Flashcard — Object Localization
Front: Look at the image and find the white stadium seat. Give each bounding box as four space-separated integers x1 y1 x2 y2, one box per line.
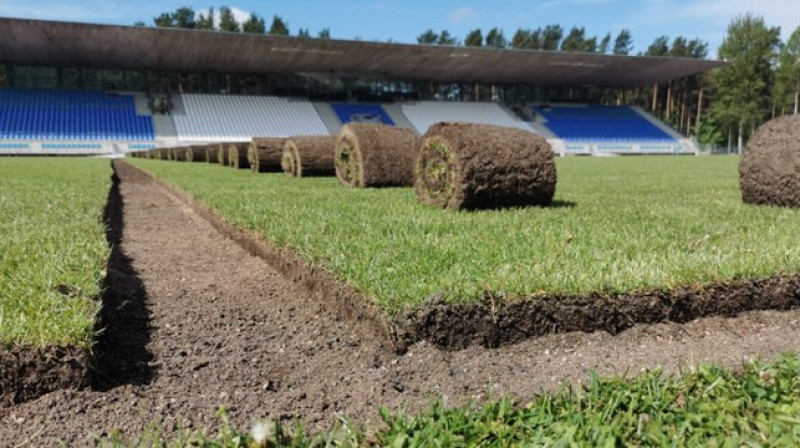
400 101 535 134
173 94 329 141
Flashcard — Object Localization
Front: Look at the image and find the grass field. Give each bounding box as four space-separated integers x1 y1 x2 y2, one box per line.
0 159 111 348
106 354 800 446
131 156 800 313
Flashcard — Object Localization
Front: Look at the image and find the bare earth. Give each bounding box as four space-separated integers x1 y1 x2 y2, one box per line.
2 161 800 446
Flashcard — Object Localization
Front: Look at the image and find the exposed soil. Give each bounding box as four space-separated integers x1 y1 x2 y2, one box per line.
740 114 800 208
283 136 336 177
0 346 87 407
4 160 800 445
415 122 557 210
335 123 418 188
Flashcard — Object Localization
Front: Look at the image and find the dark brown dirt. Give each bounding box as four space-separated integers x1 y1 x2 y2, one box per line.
415 122 557 210
5 160 800 445
228 143 250 170
740 114 800 208
335 123 419 188
282 136 336 177
249 138 286 173
397 275 800 349
0 346 88 407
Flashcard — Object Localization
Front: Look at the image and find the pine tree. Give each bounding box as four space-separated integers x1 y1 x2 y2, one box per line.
464 28 483 47
613 29 633 55
242 13 265 34
268 15 289 36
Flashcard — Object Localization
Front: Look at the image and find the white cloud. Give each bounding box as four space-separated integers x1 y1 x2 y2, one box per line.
448 7 476 23
197 6 252 28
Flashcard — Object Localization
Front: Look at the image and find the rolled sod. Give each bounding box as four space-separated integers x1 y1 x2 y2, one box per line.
248 137 286 173
414 122 557 210
228 143 251 169
217 143 230 166
740 114 800 208
184 145 207 163
335 123 419 188
205 145 220 163
170 147 184 161
281 136 337 177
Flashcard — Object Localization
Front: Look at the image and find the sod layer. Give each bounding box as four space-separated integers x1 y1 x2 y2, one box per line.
416 122 557 210
335 123 419 188
0 159 111 403
228 142 250 170
282 136 336 177
740 114 800 208
185 145 207 163
217 143 230 165
130 155 800 308
248 137 286 173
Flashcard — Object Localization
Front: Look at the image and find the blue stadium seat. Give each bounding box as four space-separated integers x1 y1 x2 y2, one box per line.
0 88 155 141
332 103 395 125
535 105 675 142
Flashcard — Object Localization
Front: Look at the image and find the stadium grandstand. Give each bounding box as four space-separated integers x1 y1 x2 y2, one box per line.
0 18 724 156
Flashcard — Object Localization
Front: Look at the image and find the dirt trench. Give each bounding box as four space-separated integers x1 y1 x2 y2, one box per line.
2 160 800 446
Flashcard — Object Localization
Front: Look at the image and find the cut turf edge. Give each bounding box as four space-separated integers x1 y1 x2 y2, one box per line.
0 345 88 406
118 161 397 350
0 162 122 405
125 160 800 352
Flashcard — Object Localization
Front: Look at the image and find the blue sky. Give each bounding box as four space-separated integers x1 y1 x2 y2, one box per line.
1 0 798 56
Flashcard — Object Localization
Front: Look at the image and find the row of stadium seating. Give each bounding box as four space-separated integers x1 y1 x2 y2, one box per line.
41 143 102 149
174 94 328 141
332 103 395 125
535 105 675 142
0 88 154 140
0 88 681 148
0 142 29 149
401 101 534 134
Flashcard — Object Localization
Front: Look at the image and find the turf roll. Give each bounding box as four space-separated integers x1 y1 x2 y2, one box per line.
170 147 184 161
335 123 419 188
248 138 286 173
414 122 557 210
205 145 219 163
281 136 337 177
228 143 251 169
217 143 230 166
185 145 207 163
740 114 800 208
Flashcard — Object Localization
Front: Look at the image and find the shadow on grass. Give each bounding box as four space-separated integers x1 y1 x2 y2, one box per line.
91 162 154 390
549 200 577 209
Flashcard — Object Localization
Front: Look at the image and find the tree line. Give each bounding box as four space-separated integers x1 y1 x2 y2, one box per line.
137 6 330 38
143 7 800 151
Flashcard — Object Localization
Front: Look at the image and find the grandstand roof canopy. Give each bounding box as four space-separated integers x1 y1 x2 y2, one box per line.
0 18 726 88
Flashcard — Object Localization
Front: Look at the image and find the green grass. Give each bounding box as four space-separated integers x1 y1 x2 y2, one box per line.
0 158 111 348
130 156 800 313
103 354 800 446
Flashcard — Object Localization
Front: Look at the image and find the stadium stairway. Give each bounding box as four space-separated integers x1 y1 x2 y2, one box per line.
311 102 343 135
381 103 419 134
